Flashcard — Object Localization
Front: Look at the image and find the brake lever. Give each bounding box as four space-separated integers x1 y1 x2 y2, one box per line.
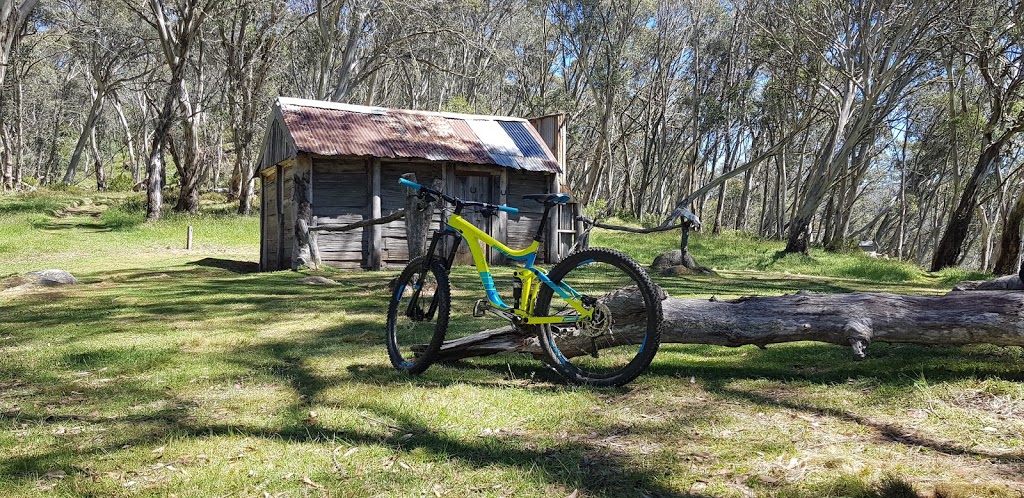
416 191 437 209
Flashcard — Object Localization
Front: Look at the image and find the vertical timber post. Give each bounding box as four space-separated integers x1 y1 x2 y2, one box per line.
370 158 383 270
276 164 285 270
444 163 456 257
547 173 559 263
186 225 193 250
497 169 508 263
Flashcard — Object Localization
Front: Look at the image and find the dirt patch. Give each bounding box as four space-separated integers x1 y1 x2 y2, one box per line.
948 389 1024 419
1 275 30 290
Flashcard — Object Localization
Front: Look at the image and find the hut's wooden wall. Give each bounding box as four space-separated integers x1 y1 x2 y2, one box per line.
380 161 444 268
505 170 550 252
311 158 368 268
267 156 560 270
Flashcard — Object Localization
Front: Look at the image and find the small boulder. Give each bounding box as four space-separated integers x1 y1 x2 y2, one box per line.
661 265 701 277
651 250 683 272
952 274 1024 292
2 269 77 293
651 250 717 276
299 276 339 286
28 269 78 286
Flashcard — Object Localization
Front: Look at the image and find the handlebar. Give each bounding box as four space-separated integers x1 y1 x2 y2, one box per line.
397 177 421 190
399 178 519 215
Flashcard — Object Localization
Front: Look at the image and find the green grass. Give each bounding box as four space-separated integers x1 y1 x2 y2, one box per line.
593 227 957 287
0 191 1021 497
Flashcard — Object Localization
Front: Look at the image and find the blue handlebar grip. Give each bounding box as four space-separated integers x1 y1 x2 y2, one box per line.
398 178 421 190
498 205 519 215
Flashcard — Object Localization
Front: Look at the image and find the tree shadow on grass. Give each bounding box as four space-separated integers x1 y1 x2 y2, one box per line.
0 333 714 498
33 219 112 233
706 379 1024 467
3 263 1023 496
343 360 571 389
645 342 1024 466
189 257 259 274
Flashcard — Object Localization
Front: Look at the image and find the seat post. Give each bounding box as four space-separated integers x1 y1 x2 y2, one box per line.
533 203 555 243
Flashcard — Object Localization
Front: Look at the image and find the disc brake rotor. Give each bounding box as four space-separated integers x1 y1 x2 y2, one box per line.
578 302 611 338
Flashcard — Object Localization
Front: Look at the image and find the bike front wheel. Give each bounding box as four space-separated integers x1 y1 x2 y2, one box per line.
535 248 663 387
386 256 451 374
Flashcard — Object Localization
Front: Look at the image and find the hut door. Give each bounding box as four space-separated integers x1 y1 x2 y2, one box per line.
454 172 493 265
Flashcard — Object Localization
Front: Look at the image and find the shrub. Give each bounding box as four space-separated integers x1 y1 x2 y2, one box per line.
115 194 148 214
836 257 920 282
935 267 991 286
107 174 137 192
0 192 70 215
44 182 84 194
99 206 143 231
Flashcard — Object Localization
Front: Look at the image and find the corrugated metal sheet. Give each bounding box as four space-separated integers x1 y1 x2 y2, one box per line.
269 98 561 173
499 121 546 158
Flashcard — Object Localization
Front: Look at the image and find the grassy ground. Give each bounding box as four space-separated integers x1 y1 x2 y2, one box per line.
0 191 1021 497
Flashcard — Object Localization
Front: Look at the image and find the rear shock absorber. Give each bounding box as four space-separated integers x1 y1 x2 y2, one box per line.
512 272 523 309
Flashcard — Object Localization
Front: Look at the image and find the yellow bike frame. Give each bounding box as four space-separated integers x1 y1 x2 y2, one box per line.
445 214 593 325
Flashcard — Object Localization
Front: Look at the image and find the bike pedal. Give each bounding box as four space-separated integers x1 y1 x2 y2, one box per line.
472 299 489 317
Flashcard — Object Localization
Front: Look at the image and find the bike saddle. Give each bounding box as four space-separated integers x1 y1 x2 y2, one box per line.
522 193 572 205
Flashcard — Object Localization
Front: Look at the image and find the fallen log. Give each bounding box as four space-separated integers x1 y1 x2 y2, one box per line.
431 289 1024 363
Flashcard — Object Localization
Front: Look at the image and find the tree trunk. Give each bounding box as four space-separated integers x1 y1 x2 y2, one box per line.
403 173 442 261
112 97 139 184
237 174 254 215
89 125 107 191
0 1 41 91
63 85 105 185
931 141 1003 270
13 64 23 188
0 126 11 190
785 123 842 254
427 288 1024 363
172 87 205 214
292 172 319 270
735 165 754 231
145 64 188 220
993 189 1024 275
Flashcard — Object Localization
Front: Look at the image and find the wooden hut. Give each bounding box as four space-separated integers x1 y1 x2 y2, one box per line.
257 97 580 270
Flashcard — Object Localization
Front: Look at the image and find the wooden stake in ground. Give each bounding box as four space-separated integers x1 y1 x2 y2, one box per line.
428 287 1024 363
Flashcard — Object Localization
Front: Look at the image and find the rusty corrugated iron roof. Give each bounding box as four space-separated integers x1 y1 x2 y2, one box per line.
268 98 561 173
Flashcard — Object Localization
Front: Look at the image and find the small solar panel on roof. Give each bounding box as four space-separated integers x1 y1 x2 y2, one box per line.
499 121 547 158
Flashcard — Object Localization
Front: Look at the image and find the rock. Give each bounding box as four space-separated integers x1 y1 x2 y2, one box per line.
976 275 1024 290
952 274 1024 292
28 269 78 286
2 269 77 293
299 276 339 286
952 281 982 291
651 250 683 272
661 265 701 277
652 250 717 276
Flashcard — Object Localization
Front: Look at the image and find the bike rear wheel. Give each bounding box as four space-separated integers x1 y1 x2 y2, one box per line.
535 248 662 387
386 256 451 374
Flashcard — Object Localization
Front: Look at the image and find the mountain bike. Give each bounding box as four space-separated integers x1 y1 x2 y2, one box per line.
386 177 663 387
